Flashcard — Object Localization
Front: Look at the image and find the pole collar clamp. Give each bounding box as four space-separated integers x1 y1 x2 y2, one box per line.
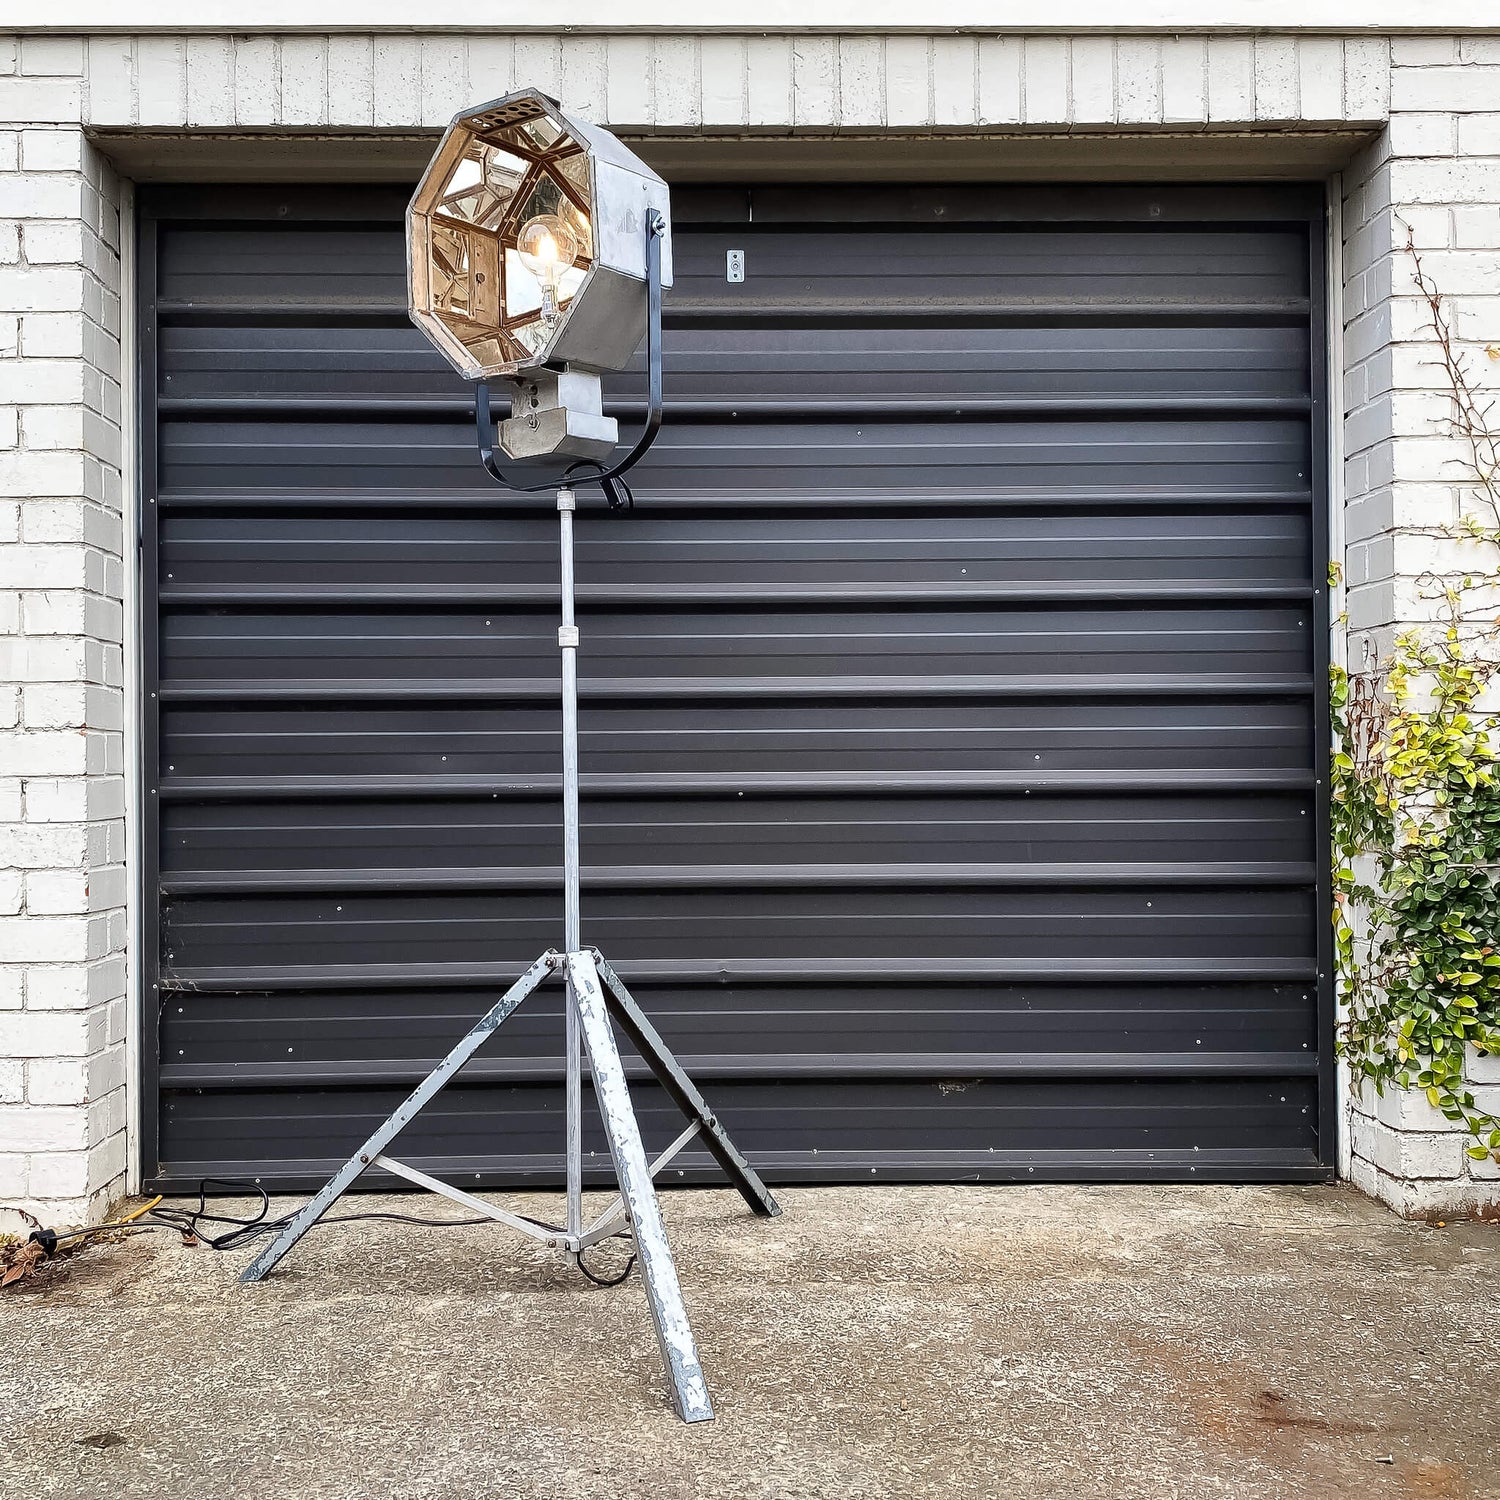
558 626 580 648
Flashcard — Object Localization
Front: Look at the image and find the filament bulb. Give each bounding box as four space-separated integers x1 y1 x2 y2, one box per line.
517 214 579 325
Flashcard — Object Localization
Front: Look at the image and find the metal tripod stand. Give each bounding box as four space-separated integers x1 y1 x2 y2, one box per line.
239 484 781 1424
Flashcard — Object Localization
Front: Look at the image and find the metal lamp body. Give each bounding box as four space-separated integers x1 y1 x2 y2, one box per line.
500 368 618 463
406 87 674 383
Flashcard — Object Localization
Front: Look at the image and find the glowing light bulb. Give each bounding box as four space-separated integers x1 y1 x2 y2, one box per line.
516 214 579 326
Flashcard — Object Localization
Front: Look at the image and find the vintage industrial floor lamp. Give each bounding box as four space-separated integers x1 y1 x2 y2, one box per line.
239 89 781 1425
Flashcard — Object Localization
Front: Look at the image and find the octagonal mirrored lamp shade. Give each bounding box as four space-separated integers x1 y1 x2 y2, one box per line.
407 88 673 380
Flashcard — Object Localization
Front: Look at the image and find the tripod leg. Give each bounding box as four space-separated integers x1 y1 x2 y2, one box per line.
566 950 714 1424
592 952 781 1219
239 953 557 1284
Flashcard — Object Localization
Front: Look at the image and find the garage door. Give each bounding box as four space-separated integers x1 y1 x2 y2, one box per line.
139 181 1332 1189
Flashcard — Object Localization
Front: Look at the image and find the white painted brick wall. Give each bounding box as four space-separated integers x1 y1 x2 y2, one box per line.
0 34 127 1226
1 23 1497 1221
49 31 1402 133
1340 42 1500 1215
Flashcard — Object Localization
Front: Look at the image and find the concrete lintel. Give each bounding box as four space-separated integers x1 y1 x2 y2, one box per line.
90 125 1379 184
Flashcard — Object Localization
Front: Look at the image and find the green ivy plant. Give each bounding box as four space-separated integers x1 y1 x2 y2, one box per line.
1332 234 1500 1162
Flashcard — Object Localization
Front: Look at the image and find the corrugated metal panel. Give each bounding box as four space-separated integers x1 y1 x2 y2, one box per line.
139 182 1332 1188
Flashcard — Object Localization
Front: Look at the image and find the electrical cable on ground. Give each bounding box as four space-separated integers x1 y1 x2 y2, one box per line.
17 1178 638 1285
21 1194 163 1255
577 1240 637 1287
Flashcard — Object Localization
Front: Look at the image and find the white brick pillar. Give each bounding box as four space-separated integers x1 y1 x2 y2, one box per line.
0 33 130 1222
1341 35 1500 1217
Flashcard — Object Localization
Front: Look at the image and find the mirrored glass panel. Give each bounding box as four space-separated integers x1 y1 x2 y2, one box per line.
411 97 601 372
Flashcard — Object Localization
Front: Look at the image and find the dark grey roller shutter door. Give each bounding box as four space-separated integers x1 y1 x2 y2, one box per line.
139 181 1333 1188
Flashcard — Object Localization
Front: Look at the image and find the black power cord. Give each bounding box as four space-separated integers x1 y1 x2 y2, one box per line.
34 1178 639 1286
577 1240 636 1288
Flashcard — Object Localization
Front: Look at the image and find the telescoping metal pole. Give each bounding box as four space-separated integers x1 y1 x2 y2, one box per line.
557 486 584 1253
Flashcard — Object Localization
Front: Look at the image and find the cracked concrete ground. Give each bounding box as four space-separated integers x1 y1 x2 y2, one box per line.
1 1183 1498 1500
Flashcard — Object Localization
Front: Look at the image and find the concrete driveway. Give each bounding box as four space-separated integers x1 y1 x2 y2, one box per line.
1 1183 1497 1500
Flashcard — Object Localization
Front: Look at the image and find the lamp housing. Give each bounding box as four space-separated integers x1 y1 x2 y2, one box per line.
407 88 674 382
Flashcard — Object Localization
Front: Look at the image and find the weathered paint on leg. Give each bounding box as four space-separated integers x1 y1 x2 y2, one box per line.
567 949 714 1424
238 954 557 1284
